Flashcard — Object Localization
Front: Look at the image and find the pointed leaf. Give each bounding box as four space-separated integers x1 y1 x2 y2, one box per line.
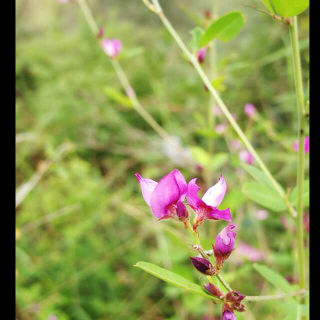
241 163 284 193
271 0 309 17
134 261 221 303
289 180 309 207
253 263 292 292
200 11 245 46
104 87 133 108
242 182 287 212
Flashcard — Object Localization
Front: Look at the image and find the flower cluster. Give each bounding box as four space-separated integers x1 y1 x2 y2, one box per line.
136 169 245 319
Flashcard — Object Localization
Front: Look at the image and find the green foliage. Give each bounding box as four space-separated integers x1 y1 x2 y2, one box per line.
271 0 309 17
200 11 245 46
134 262 221 302
242 182 287 212
289 179 309 207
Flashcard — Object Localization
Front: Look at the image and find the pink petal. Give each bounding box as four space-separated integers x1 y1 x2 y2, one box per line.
202 175 227 207
135 174 158 207
186 178 201 210
150 170 183 219
101 39 122 57
304 136 310 153
207 207 231 221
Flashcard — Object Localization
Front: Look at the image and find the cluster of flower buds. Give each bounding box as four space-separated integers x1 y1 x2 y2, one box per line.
204 282 245 318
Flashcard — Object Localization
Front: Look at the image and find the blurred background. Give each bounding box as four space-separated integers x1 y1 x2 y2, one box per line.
16 0 309 319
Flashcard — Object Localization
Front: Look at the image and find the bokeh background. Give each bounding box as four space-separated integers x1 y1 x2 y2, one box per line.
16 1 309 319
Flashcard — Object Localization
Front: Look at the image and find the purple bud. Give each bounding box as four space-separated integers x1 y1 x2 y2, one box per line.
222 310 235 320
214 225 236 270
198 48 207 64
97 27 104 39
190 257 215 276
225 290 245 303
244 103 257 118
203 282 224 299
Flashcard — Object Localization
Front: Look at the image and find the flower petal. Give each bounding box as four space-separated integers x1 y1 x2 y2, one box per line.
202 175 227 207
207 207 231 221
186 178 201 209
135 174 158 207
150 170 181 218
176 201 188 221
172 169 188 198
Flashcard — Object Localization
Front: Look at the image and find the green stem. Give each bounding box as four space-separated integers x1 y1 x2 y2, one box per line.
147 0 285 201
216 274 232 292
77 0 169 140
246 290 307 302
289 16 307 295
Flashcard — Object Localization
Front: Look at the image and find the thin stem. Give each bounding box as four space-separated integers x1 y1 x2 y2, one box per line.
147 0 285 201
216 274 232 292
111 59 169 139
77 0 99 34
76 0 169 140
289 16 307 295
245 290 307 302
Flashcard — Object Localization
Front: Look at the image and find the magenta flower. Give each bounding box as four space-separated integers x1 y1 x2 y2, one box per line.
244 103 257 118
198 48 207 64
239 150 254 165
135 169 189 223
190 257 215 275
293 136 309 154
101 39 122 58
186 176 231 231
214 224 236 270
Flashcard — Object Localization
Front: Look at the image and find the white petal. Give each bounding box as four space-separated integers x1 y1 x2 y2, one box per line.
202 175 227 207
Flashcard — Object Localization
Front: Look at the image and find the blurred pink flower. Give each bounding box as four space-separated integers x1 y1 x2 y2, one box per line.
293 136 309 154
57 0 70 2
212 106 222 116
231 140 241 150
215 124 227 134
244 103 257 118
101 38 122 58
237 242 265 262
238 150 254 165
255 210 269 220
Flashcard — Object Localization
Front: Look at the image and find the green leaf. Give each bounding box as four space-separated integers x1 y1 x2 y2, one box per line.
271 0 309 17
242 182 287 212
189 27 204 50
104 87 133 108
289 179 309 207
190 147 228 171
134 262 221 303
261 0 276 14
241 163 284 193
253 263 292 292
200 11 245 46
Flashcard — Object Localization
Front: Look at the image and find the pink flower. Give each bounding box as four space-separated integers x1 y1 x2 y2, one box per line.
215 124 227 134
244 103 257 118
135 169 189 223
293 136 309 154
236 242 264 262
214 224 236 270
239 150 254 165
255 210 269 220
101 39 122 58
212 106 222 116
186 176 231 231
231 140 241 150
222 310 236 320
198 48 207 64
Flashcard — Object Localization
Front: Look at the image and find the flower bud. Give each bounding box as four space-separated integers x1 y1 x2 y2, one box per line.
96 27 104 39
222 304 235 320
190 257 215 276
225 290 245 303
239 150 254 165
101 38 122 58
198 48 207 64
203 282 224 299
214 224 236 271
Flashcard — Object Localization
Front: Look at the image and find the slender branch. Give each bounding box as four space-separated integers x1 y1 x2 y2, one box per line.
246 290 307 302
76 0 169 140
289 16 307 296
145 0 285 202
216 274 232 292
